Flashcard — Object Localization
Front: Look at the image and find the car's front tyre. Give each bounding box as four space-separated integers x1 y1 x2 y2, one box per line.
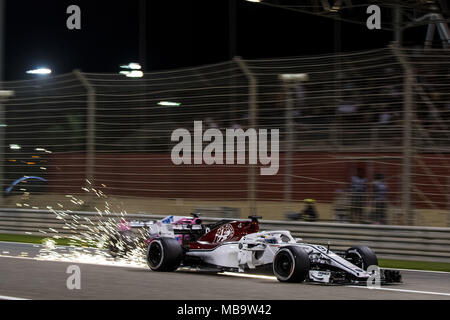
345 246 378 271
273 246 310 283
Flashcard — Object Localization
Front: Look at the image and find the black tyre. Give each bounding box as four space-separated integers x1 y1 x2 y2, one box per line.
345 246 378 271
147 238 183 272
273 246 310 283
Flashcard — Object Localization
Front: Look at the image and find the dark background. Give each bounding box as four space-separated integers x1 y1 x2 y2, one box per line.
4 0 426 80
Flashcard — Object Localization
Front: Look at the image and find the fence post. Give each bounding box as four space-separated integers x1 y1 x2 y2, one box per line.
234 57 258 216
279 75 308 215
391 44 414 226
284 84 294 213
73 70 96 189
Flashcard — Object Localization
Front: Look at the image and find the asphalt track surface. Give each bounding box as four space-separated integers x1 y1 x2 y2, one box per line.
0 242 449 300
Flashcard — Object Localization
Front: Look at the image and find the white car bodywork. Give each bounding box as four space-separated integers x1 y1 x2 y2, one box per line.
184 230 370 283
143 216 398 285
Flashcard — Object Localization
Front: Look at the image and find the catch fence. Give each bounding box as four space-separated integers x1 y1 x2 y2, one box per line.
0 45 449 226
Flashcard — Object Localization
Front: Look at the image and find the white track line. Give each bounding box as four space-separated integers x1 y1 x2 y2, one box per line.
0 241 41 246
0 254 147 269
0 295 30 300
348 286 450 297
219 272 278 281
0 255 36 261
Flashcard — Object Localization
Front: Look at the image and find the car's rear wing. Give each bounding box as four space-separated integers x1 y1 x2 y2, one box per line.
129 220 154 228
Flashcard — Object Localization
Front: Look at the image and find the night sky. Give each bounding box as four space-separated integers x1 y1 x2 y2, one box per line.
4 0 426 80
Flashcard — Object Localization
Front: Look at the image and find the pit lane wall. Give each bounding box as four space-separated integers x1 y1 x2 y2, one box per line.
0 208 449 263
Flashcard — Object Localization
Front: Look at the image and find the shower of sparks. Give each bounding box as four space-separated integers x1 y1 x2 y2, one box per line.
33 181 150 268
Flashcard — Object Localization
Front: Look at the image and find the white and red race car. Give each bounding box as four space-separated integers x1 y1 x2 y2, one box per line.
144 216 401 285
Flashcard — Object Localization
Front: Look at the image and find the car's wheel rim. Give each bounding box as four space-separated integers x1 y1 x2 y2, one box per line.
148 241 163 269
274 249 295 280
347 251 364 269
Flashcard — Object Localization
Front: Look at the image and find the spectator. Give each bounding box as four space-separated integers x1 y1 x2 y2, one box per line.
371 173 388 225
350 168 367 223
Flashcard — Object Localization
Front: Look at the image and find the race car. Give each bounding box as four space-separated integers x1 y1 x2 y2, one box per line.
145 216 402 285
107 214 203 258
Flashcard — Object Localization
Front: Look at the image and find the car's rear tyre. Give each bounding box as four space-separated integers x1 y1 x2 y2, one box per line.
147 238 183 272
273 246 310 283
345 246 378 271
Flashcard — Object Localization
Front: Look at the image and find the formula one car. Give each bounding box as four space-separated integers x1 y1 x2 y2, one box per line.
107 215 202 258
145 216 402 285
